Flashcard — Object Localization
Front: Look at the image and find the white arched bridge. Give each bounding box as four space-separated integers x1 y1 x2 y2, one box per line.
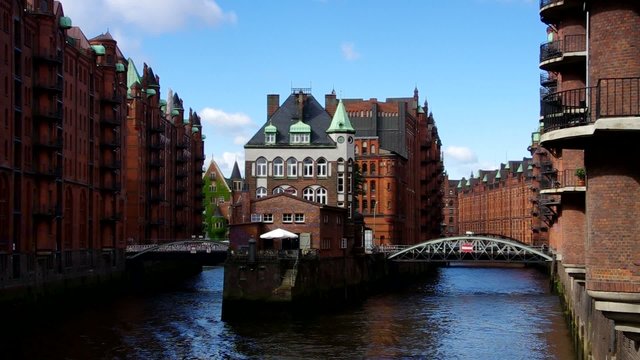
379 235 553 264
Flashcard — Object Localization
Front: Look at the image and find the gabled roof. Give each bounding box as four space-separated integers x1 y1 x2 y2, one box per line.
126 58 141 96
246 92 335 147
230 160 242 179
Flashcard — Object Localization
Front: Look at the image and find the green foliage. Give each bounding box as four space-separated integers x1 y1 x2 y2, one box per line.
202 172 231 239
352 162 365 198
574 168 586 180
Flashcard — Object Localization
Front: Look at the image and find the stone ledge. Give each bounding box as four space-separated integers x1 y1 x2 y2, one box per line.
590 291 640 335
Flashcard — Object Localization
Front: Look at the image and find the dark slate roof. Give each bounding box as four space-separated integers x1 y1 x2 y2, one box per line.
230 161 242 179
245 92 335 147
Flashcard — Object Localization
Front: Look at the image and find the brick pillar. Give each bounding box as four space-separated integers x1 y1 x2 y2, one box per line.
559 193 586 267
325 93 337 117
585 135 640 294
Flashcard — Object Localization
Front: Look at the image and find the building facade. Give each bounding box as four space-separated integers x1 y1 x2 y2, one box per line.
202 158 232 240
229 89 356 256
342 88 444 246
0 0 203 292
453 158 539 245
537 0 640 357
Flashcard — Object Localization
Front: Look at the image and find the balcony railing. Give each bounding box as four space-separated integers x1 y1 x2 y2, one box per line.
540 72 557 86
100 117 121 127
539 34 586 64
541 168 584 190
540 0 560 9
541 77 640 132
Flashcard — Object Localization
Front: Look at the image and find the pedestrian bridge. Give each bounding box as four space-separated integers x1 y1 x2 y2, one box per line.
380 235 553 264
126 240 228 260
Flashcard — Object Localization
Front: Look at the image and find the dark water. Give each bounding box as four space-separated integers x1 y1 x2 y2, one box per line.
6 266 575 359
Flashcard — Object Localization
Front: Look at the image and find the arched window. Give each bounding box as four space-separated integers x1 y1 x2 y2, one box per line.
273 187 285 194
273 157 284 177
316 187 327 204
371 144 376 154
316 158 327 177
370 181 376 193
303 187 314 201
256 187 267 198
303 157 314 177
355 146 359 155
256 157 267 177
287 157 297 177
362 163 368 175
370 163 376 175
362 141 368 154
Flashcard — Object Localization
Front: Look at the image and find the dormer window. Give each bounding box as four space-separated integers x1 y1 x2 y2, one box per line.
264 122 277 145
289 120 311 144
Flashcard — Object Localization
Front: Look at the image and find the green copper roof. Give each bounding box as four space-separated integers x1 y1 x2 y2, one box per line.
327 100 355 133
159 99 167 106
517 163 524 173
202 134 206 140
505 162 510 170
457 181 462 189
192 127 200 133
183 118 189 124
59 16 72 29
115 63 126 73
527 164 533 170
417 105 425 114
532 132 540 143
171 109 180 116
126 58 141 95
289 120 311 133
495 170 501 179
264 122 277 133
482 174 488 182
146 88 156 97
91 44 105 56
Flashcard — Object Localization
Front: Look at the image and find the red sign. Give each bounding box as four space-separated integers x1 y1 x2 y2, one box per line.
461 243 474 253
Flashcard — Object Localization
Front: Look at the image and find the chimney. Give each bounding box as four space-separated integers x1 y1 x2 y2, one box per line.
325 92 338 117
267 94 280 119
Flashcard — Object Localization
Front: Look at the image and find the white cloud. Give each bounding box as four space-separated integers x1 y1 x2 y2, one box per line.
61 0 236 36
341 42 360 61
214 151 245 178
233 136 248 145
199 107 254 129
443 146 477 164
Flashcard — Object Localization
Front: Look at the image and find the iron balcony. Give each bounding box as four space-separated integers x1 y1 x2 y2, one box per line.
539 34 586 71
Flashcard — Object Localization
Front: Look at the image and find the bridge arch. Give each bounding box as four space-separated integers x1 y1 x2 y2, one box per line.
386 236 553 263
126 240 228 260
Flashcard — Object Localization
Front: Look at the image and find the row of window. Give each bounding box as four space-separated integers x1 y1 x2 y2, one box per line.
256 186 328 204
252 213 305 223
256 157 327 178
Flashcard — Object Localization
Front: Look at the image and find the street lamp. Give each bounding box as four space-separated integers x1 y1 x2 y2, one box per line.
373 200 378 247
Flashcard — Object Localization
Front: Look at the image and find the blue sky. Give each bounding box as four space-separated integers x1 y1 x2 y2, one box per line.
60 0 546 180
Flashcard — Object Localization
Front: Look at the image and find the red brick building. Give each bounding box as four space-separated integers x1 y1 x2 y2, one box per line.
0 0 203 291
442 175 459 237
452 158 539 245
537 0 640 356
343 88 444 246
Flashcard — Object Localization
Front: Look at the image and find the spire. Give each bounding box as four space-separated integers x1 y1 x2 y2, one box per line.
327 99 355 134
126 58 141 96
230 160 242 179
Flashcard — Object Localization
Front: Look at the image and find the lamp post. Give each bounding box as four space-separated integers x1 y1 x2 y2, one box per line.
373 201 378 247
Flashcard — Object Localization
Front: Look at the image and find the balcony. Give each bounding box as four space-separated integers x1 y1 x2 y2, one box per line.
34 108 63 122
33 51 63 64
149 141 163 151
34 136 63 150
176 155 187 164
176 142 188 150
195 154 206 161
100 160 121 171
539 0 583 24
540 168 586 194
149 159 163 168
149 195 164 203
101 182 122 192
539 34 586 71
34 77 63 93
540 78 640 135
149 176 165 185
176 170 187 179
100 213 122 223
35 166 62 179
100 117 121 127
101 92 122 104
175 201 186 209
32 204 60 219
176 186 186 193
100 139 121 149
540 72 557 87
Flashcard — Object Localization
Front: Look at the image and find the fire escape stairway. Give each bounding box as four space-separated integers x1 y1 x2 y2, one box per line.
272 256 299 301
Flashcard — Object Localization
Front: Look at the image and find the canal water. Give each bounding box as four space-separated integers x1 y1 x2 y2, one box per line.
5 266 575 359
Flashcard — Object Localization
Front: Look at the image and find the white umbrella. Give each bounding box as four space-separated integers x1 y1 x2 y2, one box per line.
260 228 298 239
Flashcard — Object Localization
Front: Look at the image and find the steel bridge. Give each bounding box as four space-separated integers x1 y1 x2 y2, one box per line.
380 235 553 264
126 240 228 260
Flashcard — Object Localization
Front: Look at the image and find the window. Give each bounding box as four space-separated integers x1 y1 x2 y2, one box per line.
316 188 327 204
317 158 327 177
362 200 368 211
371 200 377 213
251 214 262 222
263 214 273 223
355 146 359 155
370 163 376 175
256 187 267 198
337 173 345 193
283 213 293 223
303 187 314 201
340 238 347 249
321 238 331 249
265 132 276 144
362 163 368 175
294 213 305 223
273 187 285 194
323 215 329 223
233 181 242 191
370 181 376 193
337 216 342 224
256 157 267 177
303 157 313 177
287 157 297 177
371 144 376 154
273 157 284 177
362 141 368 154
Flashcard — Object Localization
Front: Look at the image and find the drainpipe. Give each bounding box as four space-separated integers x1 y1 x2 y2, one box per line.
585 1 590 88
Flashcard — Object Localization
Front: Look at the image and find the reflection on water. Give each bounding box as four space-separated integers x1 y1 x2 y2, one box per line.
3 265 574 359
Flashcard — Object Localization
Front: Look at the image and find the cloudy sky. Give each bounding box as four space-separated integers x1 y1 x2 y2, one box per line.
59 0 545 180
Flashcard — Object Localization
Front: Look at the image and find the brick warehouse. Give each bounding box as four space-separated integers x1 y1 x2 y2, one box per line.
537 0 640 358
0 0 204 293
342 88 444 247
448 157 540 246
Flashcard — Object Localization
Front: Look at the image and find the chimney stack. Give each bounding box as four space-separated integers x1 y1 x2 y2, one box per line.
267 94 279 119
325 92 337 117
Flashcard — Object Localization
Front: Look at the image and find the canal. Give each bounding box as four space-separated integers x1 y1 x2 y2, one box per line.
4 265 575 359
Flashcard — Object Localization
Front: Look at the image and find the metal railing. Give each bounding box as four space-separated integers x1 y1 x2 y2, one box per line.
539 34 586 63
541 77 640 132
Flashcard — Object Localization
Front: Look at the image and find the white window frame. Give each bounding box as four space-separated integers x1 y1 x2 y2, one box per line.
303 157 314 177
273 157 284 177
294 213 305 223
256 157 267 177
317 158 327 177
263 214 273 223
303 187 314 201
316 187 327 204
256 187 267 199
282 213 293 223
287 157 298 177
265 132 276 144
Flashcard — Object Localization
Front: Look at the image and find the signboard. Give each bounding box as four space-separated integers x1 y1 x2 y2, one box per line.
461 243 474 253
299 233 311 250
